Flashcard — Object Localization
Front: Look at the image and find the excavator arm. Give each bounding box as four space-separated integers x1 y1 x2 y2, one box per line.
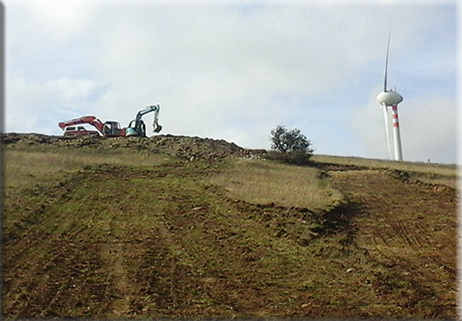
58 116 105 133
135 104 162 133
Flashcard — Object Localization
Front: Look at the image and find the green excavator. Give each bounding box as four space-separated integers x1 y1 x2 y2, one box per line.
125 104 163 137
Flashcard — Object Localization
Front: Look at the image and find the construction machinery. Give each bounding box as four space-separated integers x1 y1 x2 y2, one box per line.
125 104 162 137
58 116 126 137
59 105 162 138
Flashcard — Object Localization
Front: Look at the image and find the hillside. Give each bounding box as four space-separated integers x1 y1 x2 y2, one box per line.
2 133 459 319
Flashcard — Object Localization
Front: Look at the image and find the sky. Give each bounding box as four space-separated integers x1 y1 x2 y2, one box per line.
3 0 459 164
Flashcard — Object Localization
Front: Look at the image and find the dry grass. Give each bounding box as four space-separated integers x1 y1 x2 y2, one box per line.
312 154 457 174
312 154 459 188
4 146 167 190
208 158 344 211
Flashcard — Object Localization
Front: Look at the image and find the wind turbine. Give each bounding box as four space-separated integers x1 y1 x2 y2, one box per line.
376 31 404 161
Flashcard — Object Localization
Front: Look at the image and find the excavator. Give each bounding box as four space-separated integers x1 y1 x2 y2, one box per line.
59 104 162 137
125 104 162 137
58 116 126 137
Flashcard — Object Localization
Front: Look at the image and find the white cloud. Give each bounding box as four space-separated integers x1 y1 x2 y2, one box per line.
6 76 104 134
44 78 100 102
15 0 97 42
6 77 47 132
400 95 457 164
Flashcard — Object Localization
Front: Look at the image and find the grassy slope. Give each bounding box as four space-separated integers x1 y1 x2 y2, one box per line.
312 154 459 188
3 138 458 319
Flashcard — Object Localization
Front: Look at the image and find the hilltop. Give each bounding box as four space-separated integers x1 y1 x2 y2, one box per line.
1 132 266 161
3 133 458 319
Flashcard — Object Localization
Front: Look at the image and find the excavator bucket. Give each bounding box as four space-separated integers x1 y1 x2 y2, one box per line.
153 121 162 133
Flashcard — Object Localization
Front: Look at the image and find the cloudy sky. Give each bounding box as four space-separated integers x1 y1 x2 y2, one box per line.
4 0 458 164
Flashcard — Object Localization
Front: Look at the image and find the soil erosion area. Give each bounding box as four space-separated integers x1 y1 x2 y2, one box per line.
2 134 458 319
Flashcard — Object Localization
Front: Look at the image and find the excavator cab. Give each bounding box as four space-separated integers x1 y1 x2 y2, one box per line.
102 121 124 137
126 119 147 137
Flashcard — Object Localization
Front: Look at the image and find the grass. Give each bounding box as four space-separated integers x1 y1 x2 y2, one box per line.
312 154 459 188
4 145 169 190
208 158 345 211
311 154 458 173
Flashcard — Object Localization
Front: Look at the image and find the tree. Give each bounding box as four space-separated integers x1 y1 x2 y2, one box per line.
269 125 314 165
270 125 313 153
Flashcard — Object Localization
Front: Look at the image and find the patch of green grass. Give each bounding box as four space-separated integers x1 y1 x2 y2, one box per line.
207 158 345 212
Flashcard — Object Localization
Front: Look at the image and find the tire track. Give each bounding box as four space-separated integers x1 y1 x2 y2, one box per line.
329 168 457 298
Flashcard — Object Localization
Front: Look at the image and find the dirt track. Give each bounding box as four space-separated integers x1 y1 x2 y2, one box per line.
3 144 458 318
330 168 457 316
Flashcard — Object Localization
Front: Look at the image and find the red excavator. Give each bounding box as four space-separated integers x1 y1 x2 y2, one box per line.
58 116 126 137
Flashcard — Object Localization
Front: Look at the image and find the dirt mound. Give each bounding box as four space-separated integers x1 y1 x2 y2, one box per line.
1 133 267 161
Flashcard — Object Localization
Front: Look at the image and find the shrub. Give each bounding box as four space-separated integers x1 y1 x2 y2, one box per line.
265 150 313 166
268 125 314 165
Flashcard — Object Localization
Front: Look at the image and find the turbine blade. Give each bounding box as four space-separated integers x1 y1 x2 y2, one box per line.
382 104 392 159
383 28 391 92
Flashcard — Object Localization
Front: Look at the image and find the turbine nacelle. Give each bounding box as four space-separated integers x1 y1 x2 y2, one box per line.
376 90 403 106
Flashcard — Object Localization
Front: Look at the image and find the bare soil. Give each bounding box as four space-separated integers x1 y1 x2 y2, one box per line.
2 134 458 319
328 168 457 317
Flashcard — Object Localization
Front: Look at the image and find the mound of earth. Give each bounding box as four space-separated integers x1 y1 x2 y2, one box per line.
1 133 267 161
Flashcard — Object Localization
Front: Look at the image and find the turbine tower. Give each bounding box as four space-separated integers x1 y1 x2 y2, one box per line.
376 31 404 161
